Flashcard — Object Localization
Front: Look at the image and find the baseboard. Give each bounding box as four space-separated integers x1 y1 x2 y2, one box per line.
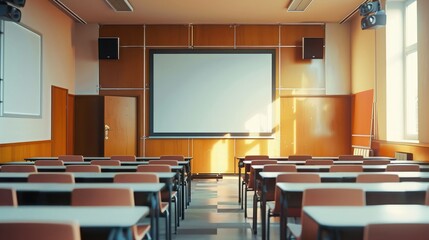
192 173 223 180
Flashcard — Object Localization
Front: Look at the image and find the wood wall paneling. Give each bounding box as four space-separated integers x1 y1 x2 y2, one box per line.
0 141 51 162
351 89 373 147
236 25 279 46
372 140 429 161
67 94 75 154
192 139 234 174
145 25 189 46
99 48 144 88
280 47 325 92
99 25 144 45
281 25 325 46
280 96 351 156
192 25 234 47
145 139 190 157
51 86 68 156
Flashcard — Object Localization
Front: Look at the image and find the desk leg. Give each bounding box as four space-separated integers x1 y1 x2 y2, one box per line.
261 179 267 240
167 180 172 240
238 158 242 203
187 162 191 205
280 191 286 240
181 170 186 220
252 192 258 234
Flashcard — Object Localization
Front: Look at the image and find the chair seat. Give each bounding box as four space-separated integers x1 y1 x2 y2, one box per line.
160 202 169 213
134 225 151 240
288 223 302 239
266 201 301 217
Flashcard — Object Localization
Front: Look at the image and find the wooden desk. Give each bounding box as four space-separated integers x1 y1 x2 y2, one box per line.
304 205 429 240
0 206 149 240
277 182 429 240
0 182 164 240
256 171 429 239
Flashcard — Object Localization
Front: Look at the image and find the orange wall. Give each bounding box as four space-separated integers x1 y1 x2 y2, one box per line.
98 24 352 173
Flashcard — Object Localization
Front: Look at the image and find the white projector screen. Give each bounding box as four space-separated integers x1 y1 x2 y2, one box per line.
149 49 275 138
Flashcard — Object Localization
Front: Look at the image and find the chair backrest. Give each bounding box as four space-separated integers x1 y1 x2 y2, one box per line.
35 160 64 166
58 155 84 162
263 164 297 172
305 159 334 165
90 160 121 166
148 160 178 166
28 173 75 183
356 174 400 183
288 155 312 160
1 165 37 173
110 155 136 162
338 155 364 160
0 188 17 206
364 223 429 240
329 165 363 172
272 174 321 214
137 164 171 172
71 187 134 206
0 222 81 240
248 160 277 188
66 165 101 173
301 188 365 240
160 155 184 161
363 160 391 165
386 164 420 172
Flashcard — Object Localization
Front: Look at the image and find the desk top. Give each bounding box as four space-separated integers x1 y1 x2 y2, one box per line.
1 161 189 166
304 205 429 228
260 171 429 181
0 172 176 180
0 206 149 227
24 156 192 161
277 182 429 193
245 160 428 165
237 156 396 161
0 182 165 193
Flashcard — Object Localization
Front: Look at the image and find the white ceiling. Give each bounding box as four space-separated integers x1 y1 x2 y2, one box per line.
52 0 366 25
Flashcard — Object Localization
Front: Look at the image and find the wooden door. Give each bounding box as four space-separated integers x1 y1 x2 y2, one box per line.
51 86 68 156
104 96 137 156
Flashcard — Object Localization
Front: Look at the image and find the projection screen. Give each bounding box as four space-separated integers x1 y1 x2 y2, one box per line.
149 49 275 138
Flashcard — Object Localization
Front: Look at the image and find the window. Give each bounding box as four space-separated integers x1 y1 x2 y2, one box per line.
386 0 418 142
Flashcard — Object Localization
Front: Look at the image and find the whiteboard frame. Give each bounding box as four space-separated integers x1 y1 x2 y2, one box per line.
0 20 43 118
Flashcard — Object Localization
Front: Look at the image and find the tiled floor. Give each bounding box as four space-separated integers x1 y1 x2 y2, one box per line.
168 176 280 240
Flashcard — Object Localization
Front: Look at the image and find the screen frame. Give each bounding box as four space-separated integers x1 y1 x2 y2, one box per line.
149 48 276 138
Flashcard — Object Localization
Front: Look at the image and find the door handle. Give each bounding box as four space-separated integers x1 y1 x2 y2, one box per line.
104 124 110 140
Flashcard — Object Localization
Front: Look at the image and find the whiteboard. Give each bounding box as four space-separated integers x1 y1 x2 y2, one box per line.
0 21 42 117
150 49 275 138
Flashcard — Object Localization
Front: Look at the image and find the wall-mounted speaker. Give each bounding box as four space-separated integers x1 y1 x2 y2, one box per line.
0 3 21 22
361 10 386 30
98 37 119 60
359 1 380 16
302 38 324 59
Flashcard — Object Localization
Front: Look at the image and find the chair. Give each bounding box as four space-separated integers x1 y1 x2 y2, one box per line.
305 159 334 165
266 174 321 240
241 155 269 209
338 155 364 160
58 155 84 162
356 174 400 183
364 223 429 240
149 160 179 166
71 187 150 240
386 164 420 172
0 222 81 240
114 173 170 239
28 173 75 183
90 160 121 166
1 165 37 172
137 164 179 232
363 160 391 165
329 165 363 172
111 155 136 162
288 188 365 240
244 160 277 218
0 188 17 206
263 164 297 172
35 160 64 166
288 155 312 161
66 165 101 173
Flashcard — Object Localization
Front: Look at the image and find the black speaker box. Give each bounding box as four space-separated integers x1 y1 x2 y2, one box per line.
302 38 324 59
0 3 21 22
98 37 119 60
361 11 386 30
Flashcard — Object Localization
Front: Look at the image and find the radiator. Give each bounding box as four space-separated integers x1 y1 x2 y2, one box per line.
353 147 373 157
394 152 413 160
